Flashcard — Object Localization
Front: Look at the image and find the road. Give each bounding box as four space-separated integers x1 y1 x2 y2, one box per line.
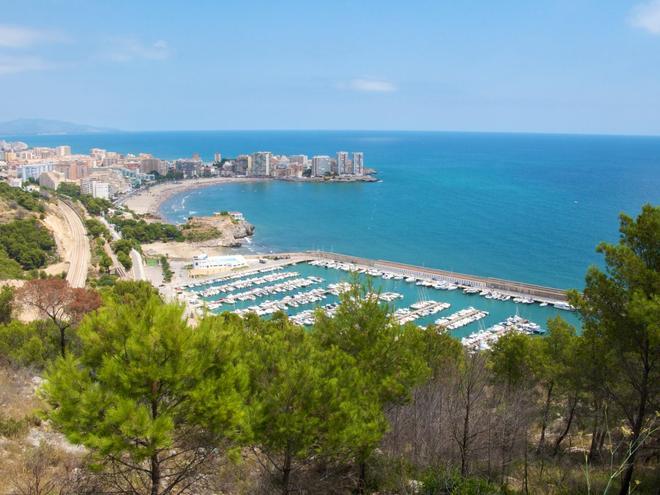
58 200 90 288
130 248 146 281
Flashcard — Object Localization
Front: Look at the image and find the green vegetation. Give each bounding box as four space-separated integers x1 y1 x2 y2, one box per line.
0 320 61 368
44 294 250 495
84 218 110 239
0 218 56 270
0 206 656 494
0 182 45 213
109 215 183 243
160 255 172 282
0 250 24 279
0 286 14 324
181 224 222 241
111 238 135 270
57 182 113 215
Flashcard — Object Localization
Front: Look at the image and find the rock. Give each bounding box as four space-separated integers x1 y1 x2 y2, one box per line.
181 212 255 248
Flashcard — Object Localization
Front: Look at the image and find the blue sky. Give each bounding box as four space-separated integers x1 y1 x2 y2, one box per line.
1 0 660 134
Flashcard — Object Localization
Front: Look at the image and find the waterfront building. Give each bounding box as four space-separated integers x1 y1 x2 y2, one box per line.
252 151 271 176
214 152 222 163
175 159 202 178
19 162 53 181
85 169 131 195
92 181 110 200
235 154 251 175
289 154 308 166
80 178 111 199
337 151 349 174
312 155 332 176
140 157 168 176
353 152 364 175
192 253 247 270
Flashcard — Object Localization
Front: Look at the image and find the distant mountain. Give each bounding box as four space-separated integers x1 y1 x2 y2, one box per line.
0 119 117 136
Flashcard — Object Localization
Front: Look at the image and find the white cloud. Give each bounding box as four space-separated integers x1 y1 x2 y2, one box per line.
0 24 65 48
106 38 170 62
630 0 660 35
0 55 48 74
341 78 397 93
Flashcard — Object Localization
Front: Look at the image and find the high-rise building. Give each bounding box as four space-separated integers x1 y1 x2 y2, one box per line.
140 158 168 176
252 152 271 176
19 162 53 181
214 152 222 163
353 152 364 175
235 154 252 175
337 151 349 174
56 145 71 157
312 155 332 176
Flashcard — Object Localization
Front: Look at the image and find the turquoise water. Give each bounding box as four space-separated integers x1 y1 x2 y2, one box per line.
12 131 660 288
191 262 580 337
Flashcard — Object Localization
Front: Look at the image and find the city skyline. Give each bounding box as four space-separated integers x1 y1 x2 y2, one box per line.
1 1 660 136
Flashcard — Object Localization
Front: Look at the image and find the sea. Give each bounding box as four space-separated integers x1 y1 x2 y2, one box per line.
15 131 660 291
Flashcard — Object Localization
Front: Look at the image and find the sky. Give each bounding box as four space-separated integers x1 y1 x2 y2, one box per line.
1 0 660 135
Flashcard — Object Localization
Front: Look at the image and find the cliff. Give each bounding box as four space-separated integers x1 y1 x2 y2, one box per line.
180 212 254 248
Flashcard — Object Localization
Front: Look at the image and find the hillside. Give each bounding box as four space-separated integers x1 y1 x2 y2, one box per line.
0 185 58 279
0 119 116 136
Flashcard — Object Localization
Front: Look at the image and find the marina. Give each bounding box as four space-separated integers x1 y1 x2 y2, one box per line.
172 253 581 338
461 315 546 352
435 307 489 330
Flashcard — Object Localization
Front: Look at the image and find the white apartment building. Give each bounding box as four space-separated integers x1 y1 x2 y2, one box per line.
337 151 349 174
353 152 364 175
312 155 332 176
252 152 271 176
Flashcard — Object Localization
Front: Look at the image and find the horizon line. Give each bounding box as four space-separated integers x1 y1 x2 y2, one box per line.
3 128 660 139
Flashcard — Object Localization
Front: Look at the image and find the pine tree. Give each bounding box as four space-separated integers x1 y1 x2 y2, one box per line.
43 295 250 495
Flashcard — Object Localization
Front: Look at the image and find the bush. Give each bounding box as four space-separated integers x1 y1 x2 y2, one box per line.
85 218 110 239
109 216 183 243
420 469 506 495
160 256 173 282
0 412 29 438
117 251 132 270
0 219 56 270
0 249 24 279
0 320 61 369
0 182 45 213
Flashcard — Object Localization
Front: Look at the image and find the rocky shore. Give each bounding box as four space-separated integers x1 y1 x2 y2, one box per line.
181 213 255 248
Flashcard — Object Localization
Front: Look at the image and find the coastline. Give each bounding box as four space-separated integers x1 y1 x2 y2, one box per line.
121 177 269 220
120 174 378 221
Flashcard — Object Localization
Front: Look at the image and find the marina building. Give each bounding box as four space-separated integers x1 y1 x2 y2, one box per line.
192 254 248 270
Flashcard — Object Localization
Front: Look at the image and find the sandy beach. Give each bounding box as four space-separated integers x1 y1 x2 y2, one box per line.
121 177 267 219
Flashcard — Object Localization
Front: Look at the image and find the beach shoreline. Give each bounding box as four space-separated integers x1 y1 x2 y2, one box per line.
121 177 268 220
